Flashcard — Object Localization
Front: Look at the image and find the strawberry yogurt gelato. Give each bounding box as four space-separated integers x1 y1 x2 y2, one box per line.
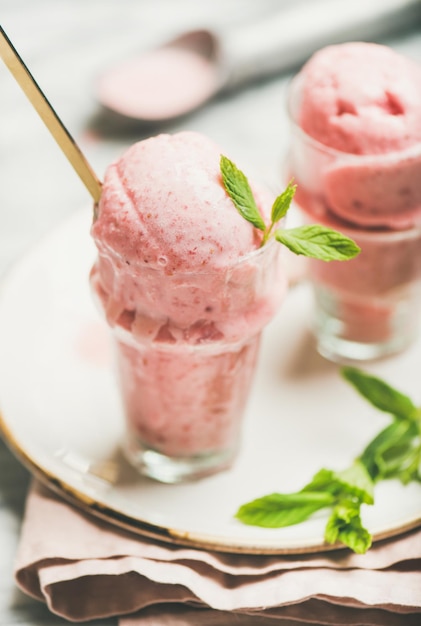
91 132 286 480
288 43 421 359
292 42 421 229
299 43 421 156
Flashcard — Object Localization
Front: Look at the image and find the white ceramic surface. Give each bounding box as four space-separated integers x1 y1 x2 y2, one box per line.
0 208 420 554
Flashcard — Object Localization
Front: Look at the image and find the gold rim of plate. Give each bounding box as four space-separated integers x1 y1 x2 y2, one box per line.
1 409 421 555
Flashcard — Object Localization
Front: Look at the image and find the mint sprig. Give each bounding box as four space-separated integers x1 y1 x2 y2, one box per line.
220 156 266 231
235 368 421 553
325 501 372 554
236 491 336 528
275 225 360 262
220 155 360 261
341 367 418 421
343 367 421 484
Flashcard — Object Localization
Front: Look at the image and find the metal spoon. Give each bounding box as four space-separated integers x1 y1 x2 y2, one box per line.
0 25 102 203
96 0 421 124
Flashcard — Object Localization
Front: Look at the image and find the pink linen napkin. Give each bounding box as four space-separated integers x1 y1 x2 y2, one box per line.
15 480 421 625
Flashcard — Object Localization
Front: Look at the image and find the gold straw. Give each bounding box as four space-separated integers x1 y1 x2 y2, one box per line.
0 26 102 202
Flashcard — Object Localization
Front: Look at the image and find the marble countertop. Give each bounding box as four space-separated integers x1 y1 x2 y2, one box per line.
1 1 421 624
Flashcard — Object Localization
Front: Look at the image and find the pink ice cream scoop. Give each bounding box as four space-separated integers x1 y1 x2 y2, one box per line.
91 131 286 480
294 42 421 229
91 131 282 343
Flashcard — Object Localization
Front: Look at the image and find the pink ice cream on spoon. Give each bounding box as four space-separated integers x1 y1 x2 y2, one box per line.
91 131 286 480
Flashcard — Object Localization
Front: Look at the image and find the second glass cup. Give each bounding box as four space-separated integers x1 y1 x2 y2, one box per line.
287 76 421 363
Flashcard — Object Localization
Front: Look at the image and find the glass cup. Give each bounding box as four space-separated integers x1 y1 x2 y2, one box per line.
90 238 285 483
287 75 421 362
297 205 421 362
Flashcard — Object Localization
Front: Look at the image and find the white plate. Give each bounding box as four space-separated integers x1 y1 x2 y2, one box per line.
0 208 420 554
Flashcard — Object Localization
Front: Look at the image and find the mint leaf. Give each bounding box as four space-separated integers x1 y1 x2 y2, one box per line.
360 421 408 479
345 367 421 484
271 180 297 223
275 225 360 261
394 447 421 484
342 367 418 421
220 155 266 231
235 491 335 528
380 440 421 484
325 502 372 554
360 419 420 482
303 463 373 504
302 468 336 493
335 460 374 505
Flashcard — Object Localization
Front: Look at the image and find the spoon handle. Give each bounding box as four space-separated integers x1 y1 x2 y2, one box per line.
0 26 102 203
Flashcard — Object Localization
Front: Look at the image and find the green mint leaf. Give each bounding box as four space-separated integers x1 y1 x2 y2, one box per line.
380 441 421 484
235 491 335 528
341 367 418 421
271 180 297 224
301 468 336 493
393 447 421 484
220 155 266 231
303 463 373 504
274 225 360 261
361 419 420 482
360 421 406 479
325 503 372 554
335 460 374 505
